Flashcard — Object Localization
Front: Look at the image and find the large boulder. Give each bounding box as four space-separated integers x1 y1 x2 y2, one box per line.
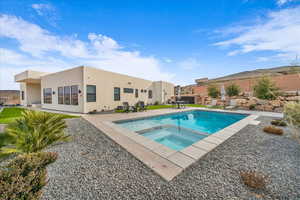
270 100 281 107
286 96 300 101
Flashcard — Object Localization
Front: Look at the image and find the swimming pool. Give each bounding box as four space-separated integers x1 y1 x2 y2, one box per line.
116 110 247 151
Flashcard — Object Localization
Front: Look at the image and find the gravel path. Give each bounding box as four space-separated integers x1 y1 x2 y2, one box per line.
42 117 300 200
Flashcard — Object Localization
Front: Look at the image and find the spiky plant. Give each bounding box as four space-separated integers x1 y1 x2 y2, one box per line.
1 110 70 155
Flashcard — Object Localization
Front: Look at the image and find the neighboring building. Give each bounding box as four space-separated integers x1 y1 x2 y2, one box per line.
180 66 300 103
15 66 174 113
0 90 20 105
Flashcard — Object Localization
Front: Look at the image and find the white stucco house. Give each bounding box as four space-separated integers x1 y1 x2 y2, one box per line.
15 66 174 113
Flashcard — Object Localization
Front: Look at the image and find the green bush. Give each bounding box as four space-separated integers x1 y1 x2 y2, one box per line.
284 102 300 142
253 77 280 100
271 119 287 127
0 152 58 200
1 110 70 156
249 104 256 110
154 101 160 105
207 84 220 98
226 83 240 97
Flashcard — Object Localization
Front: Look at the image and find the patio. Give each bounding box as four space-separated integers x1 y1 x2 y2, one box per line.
83 108 261 180
42 115 300 199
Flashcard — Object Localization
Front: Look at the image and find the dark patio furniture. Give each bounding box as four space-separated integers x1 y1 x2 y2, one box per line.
122 102 132 113
138 101 147 111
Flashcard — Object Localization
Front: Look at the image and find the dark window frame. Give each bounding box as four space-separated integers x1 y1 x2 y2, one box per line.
148 90 153 99
87 85 96 102
123 88 134 93
114 87 121 101
58 87 64 104
43 88 52 104
71 85 79 105
64 86 71 105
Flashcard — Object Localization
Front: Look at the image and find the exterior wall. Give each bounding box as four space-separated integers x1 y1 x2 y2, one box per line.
20 83 27 106
83 67 171 113
152 81 174 104
41 67 84 113
26 83 41 104
189 73 300 97
0 90 20 105
17 66 174 113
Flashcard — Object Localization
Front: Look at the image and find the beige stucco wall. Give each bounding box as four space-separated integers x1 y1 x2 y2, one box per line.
83 66 156 113
20 83 26 106
27 83 41 104
19 83 41 106
41 67 84 113
17 66 174 113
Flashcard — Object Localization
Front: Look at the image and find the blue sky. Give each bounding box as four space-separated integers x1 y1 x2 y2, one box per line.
1 0 300 89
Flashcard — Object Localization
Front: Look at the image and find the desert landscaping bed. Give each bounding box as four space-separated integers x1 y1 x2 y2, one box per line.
42 117 300 200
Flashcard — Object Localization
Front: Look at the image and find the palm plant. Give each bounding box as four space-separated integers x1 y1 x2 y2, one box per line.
1 110 70 155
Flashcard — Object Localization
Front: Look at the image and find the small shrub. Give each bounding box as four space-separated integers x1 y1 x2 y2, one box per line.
207 84 220 98
1 110 69 155
154 101 160 105
226 83 240 97
249 104 256 110
240 170 268 190
0 152 58 200
284 102 300 141
263 126 283 135
271 119 287 127
253 77 280 100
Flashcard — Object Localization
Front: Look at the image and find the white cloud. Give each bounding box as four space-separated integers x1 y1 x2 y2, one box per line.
0 14 174 90
215 6 300 59
276 0 297 6
31 3 58 26
178 58 201 70
32 4 54 15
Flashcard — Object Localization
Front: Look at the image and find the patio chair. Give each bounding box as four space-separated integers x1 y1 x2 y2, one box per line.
122 102 132 113
208 99 217 107
139 101 147 111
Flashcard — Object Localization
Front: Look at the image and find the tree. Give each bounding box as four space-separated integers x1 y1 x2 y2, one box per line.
226 83 240 97
284 102 300 143
0 110 70 155
207 84 220 98
253 77 280 100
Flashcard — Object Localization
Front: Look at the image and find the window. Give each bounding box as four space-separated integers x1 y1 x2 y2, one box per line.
64 86 71 105
114 87 120 101
148 90 152 99
71 85 79 105
58 87 64 104
87 85 96 102
135 89 138 98
21 91 24 100
123 88 134 93
43 88 52 104
144 89 147 93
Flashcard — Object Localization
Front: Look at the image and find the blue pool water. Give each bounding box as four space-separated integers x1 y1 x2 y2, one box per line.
116 110 247 150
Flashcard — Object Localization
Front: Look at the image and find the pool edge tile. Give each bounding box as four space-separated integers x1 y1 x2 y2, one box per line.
180 145 207 160
167 152 195 169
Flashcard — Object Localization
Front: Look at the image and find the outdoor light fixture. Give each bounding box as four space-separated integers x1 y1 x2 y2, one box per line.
78 90 81 94
52 91 55 95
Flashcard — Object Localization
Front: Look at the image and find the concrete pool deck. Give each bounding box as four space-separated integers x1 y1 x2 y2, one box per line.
83 108 266 181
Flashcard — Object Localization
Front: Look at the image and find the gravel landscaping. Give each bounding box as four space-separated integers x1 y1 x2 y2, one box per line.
42 117 300 200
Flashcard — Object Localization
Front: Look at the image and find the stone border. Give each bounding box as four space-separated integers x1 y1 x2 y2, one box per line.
83 108 259 181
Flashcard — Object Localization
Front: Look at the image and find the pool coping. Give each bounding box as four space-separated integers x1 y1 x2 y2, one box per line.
83 108 260 181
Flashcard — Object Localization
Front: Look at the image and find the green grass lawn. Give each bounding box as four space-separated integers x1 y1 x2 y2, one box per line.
147 104 176 109
0 107 79 124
